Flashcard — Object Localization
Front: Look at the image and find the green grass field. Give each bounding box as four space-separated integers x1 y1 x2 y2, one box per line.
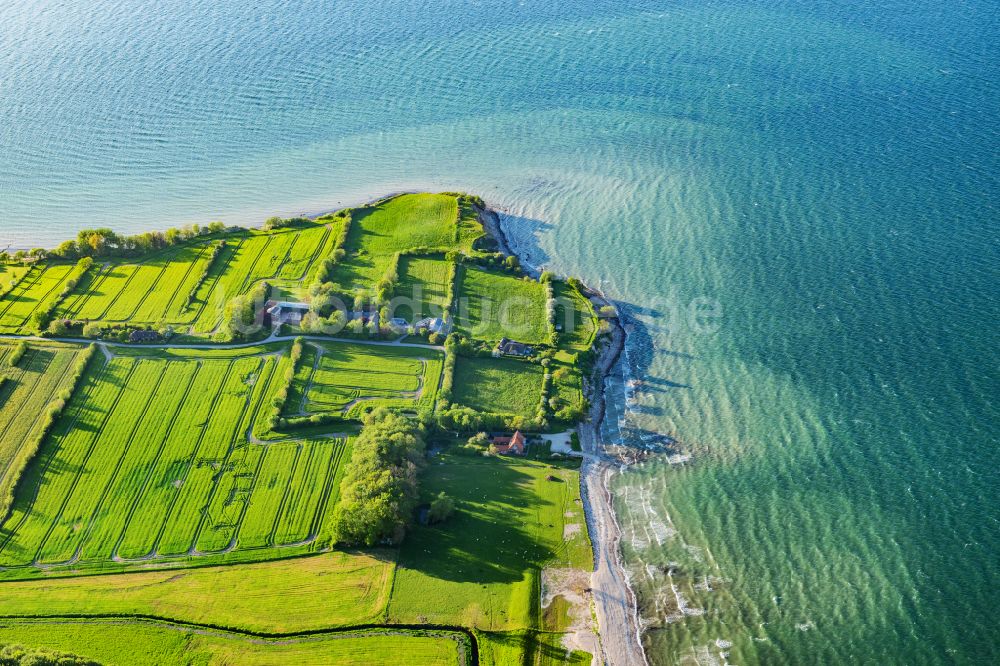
334 193 458 290
456 266 550 344
0 264 75 333
0 193 600 665
59 243 212 323
391 255 454 323
552 281 597 351
452 356 544 417
0 264 30 289
0 346 348 574
387 455 592 630
293 341 444 417
48 221 335 334
0 551 394 631
0 343 85 498
0 620 462 666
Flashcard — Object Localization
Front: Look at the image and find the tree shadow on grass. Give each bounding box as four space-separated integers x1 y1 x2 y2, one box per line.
398 461 556 585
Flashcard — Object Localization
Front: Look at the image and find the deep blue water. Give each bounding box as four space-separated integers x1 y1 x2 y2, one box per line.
1 1 998 663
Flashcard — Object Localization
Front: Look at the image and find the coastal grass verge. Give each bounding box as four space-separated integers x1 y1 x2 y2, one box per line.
0 550 394 631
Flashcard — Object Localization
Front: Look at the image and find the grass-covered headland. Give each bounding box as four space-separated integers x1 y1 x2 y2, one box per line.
0 193 608 665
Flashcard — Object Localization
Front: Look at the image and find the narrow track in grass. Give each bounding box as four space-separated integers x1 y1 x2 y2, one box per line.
145 361 238 558
0 332 445 353
187 357 269 556
0 266 44 321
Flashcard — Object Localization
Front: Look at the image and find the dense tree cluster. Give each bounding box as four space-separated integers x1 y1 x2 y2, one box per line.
331 409 426 547
218 281 270 341
427 492 455 524
262 216 310 231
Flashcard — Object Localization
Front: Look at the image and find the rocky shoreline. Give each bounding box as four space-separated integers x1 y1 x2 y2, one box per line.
478 203 648 666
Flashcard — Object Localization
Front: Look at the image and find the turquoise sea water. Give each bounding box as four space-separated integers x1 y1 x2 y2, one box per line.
2 1 997 663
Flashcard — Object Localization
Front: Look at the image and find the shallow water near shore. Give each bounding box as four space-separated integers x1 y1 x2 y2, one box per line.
2 1 998 663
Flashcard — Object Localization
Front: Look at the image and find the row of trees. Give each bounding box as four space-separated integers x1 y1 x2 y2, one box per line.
46 221 228 260
264 338 303 432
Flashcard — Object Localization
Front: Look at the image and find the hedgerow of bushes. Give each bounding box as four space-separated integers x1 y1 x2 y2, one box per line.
265 338 303 431
0 642 101 666
5 341 28 368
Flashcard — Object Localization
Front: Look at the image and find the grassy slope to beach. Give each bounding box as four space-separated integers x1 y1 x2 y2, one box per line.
0 193 602 665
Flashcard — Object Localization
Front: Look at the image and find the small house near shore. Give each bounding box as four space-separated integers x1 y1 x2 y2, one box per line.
489 431 526 456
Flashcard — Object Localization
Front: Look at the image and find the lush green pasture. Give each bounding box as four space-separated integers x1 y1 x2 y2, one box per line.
452 356 544 417
334 193 458 289
0 264 74 333
0 348 348 573
0 343 84 496
456 267 550 344
0 620 462 666
297 341 444 416
59 243 211 323
392 255 454 323
0 551 393 631
552 281 597 351
387 455 592 630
